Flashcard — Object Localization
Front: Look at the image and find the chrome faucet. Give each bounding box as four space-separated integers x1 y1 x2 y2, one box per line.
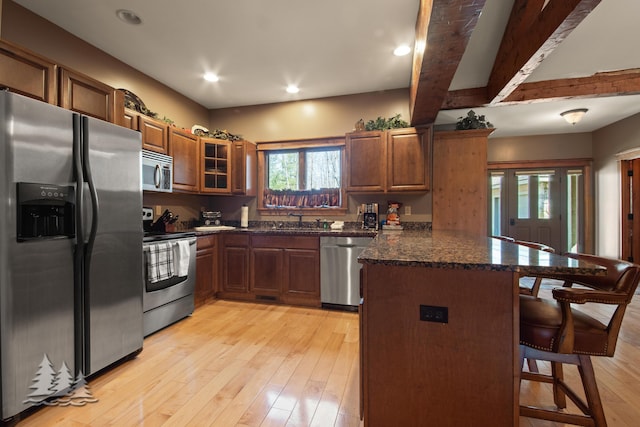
288 212 303 227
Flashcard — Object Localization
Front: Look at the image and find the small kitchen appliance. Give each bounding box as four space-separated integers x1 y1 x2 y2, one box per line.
201 210 222 226
360 203 379 230
142 149 172 193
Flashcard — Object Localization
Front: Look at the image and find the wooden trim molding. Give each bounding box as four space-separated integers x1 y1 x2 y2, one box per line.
615 147 640 161
256 136 345 151
488 158 592 169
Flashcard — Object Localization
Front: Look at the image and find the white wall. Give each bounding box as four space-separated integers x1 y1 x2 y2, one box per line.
592 113 640 257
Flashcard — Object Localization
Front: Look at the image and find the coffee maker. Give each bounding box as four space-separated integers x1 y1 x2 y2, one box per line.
360 203 379 230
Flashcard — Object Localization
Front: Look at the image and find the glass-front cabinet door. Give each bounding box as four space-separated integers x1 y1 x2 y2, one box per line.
200 138 231 193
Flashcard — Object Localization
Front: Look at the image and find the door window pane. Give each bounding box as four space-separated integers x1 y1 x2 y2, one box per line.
490 172 504 236
537 174 552 219
517 175 530 219
567 170 583 253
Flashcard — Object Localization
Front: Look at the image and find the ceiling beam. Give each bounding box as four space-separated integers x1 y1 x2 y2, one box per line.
441 69 640 109
409 0 486 126
486 0 601 104
502 69 640 104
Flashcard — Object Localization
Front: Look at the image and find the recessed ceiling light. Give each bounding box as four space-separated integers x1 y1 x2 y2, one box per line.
393 45 411 56
116 9 142 25
286 85 299 94
204 73 219 82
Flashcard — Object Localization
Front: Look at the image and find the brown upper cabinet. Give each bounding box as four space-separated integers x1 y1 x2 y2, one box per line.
170 128 200 193
346 127 431 193
0 40 123 125
139 115 169 154
58 68 116 123
122 107 140 131
231 140 257 196
0 40 57 104
345 130 387 192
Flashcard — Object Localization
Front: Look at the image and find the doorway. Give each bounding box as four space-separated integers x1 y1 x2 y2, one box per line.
489 166 586 253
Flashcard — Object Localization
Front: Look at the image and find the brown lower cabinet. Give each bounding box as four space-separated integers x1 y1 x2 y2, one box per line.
195 235 218 307
219 233 320 307
221 233 251 298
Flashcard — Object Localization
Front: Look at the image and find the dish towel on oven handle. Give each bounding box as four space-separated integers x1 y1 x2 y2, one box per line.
146 242 175 283
173 240 191 277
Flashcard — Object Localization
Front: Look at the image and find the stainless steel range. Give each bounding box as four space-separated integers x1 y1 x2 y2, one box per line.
142 209 196 336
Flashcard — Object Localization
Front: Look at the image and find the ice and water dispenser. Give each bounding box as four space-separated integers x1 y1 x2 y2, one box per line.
16 182 75 241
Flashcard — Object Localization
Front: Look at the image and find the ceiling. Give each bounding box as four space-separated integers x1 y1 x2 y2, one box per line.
13 0 640 138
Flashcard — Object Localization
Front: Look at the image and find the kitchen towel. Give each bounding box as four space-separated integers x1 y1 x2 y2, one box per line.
146 242 174 283
173 240 191 277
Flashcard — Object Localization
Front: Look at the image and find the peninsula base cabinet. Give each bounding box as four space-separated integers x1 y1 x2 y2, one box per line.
360 262 519 426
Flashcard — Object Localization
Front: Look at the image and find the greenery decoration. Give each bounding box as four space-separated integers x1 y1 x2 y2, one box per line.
363 114 409 131
455 110 493 130
192 128 243 141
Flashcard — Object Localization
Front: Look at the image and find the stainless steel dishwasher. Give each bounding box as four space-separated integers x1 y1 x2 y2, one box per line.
320 236 373 311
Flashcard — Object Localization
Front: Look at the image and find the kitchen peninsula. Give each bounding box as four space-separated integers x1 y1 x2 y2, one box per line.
357 230 605 427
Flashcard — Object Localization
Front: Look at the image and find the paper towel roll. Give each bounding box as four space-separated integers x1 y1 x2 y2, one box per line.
240 205 249 228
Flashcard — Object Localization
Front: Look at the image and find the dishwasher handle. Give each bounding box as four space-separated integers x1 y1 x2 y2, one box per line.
336 243 357 248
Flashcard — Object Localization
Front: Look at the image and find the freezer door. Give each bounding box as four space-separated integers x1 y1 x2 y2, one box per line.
82 116 143 375
0 92 76 419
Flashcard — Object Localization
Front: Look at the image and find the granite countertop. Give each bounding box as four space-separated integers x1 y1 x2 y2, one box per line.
192 226 377 238
358 230 607 276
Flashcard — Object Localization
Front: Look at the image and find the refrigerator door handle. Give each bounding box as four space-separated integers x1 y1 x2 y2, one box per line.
72 113 86 374
73 114 85 254
81 116 99 258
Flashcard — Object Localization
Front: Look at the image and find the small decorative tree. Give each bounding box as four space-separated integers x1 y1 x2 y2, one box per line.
455 110 493 130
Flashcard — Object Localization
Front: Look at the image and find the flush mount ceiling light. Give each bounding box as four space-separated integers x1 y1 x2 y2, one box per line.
203 73 219 82
116 9 142 25
393 45 411 57
286 85 299 94
560 108 588 125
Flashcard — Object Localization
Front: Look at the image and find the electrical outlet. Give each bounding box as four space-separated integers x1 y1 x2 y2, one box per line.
405 205 412 215
420 305 448 323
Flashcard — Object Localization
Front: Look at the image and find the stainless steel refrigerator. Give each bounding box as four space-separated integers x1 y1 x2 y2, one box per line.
0 91 143 420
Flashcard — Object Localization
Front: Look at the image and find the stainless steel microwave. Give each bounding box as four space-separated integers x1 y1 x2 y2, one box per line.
142 149 172 192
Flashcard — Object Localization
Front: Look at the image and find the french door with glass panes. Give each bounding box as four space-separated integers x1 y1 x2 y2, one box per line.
489 167 584 253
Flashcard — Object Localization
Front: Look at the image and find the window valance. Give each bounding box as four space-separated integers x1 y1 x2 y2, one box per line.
263 188 341 208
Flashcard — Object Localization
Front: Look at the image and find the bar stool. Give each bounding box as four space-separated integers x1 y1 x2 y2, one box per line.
519 253 640 426
514 240 557 297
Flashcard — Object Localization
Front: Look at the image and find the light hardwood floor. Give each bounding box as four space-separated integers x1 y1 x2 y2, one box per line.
14 289 640 426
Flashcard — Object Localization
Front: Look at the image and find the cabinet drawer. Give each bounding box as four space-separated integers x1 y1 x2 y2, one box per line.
197 235 217 250
224 233 250 247
251 235 318 250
